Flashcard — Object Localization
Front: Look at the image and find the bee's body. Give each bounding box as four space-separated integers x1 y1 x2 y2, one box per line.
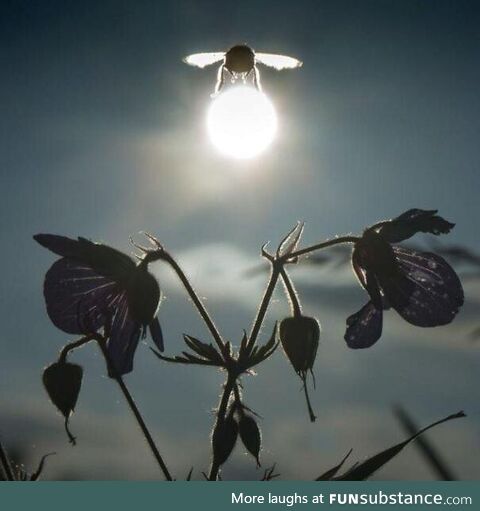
184 44 302 96
224 44 255 74
217 45 259 96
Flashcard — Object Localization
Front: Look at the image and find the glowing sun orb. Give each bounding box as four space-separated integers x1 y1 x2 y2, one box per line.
207 86 277 159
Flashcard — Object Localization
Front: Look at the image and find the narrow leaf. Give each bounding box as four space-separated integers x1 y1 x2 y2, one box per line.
315 449 353 480
394 405 456 481
151 349 219 366
183 335 223 364
335 411 465 481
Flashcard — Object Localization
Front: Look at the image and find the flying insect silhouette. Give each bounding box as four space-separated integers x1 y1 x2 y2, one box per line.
183 44 302 96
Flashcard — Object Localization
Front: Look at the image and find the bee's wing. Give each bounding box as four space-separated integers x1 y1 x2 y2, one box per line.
183 52 225 68
255 53 303 70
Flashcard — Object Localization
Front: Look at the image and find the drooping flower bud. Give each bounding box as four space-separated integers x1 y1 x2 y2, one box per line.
211 412 238 467
280 315 320 422
42 361 83 445
238 414 261 467
279 315 320 378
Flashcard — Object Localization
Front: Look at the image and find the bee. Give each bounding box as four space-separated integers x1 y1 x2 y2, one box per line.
183 44 302 96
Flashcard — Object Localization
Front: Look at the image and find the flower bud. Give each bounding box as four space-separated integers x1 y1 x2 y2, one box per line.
238 414 261 467
43 361 83 444
279 315 320 377
211 413 238 467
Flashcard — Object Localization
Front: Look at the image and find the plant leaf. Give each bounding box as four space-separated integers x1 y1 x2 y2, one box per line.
183 335 224 365
394 405 456 480
151 348 220 366
334 411 465 481
315 449 353 480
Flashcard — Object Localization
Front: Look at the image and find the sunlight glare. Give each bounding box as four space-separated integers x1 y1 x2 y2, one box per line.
207 86 277 159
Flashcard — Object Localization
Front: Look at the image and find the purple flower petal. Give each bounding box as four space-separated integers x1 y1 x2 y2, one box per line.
344 301 383 349
34 233 136 279
34 234 84 258
381 247 464 327
37 233 164 376
44 258 121 334
352 249 383 309
149 317 164 352
106 293 141 376
352 250 368 289
378 209 455 243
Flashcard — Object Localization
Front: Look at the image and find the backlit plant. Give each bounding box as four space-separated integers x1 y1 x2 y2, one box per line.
31 209 465 480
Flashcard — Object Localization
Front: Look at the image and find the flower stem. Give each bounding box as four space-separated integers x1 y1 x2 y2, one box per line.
97 341 173 481
280 266 302 317
248 236 357 350
208 373 236 481
288 236 358 259
161 252 226 354
247 263 281 350
58 335 95 363
233 383 243 408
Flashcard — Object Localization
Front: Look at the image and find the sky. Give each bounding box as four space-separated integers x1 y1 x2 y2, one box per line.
1 0 480 480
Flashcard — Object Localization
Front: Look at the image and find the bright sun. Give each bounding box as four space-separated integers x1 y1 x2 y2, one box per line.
207 86 277 159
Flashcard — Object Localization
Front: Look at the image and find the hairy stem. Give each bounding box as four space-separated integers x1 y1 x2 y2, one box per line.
161 252 225 354
248 236 357 350
208 373 236 481
280 267 302 317
233 383 242 407
288 236 358 259
98 341 173 481
248 264 281 350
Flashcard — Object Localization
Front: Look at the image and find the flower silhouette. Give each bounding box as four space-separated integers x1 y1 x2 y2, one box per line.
34 234 164 375
345 210 464 349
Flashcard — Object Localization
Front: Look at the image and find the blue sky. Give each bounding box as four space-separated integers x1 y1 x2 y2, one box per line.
1 0 480 479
